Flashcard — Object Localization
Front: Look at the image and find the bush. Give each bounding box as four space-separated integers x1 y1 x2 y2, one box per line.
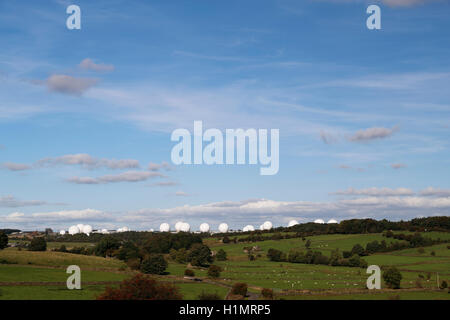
29 237 46 251
198 291 221 300
184 269 195 277
0 232 8 250
222 236 230 244
342 251 352 259
417 247 425 254
440 280 448 290
261 288 274 299
431 251 436 256
97 274 182 300
231 283 248 297
207 265 222 278
383 267 402 289
216 249 227 261
140 254 167 275
351 244 366 256
126 258 141 270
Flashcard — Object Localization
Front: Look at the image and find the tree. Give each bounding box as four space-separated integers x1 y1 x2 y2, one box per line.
231 283 247 297
94 236 120 257
216 249 227 261
0 231 8 250
222 236 230 244
140 254 168 275
116 241 140 262
198 291 221 300
187 243 213 267
383 267 402 289
207 265 222 278
305 239 311 249
29 237 46 251
267 248 286 262
97 274 182 300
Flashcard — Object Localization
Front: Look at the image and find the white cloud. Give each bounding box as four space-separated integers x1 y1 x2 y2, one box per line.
0 195 47 208
391 163 407 169
46 74 98 96
348 126 398 142
148 161 172 171
175 191 190 197
37 154 140 170
331 187 415 197
79 58 114 72
1 162 31 171
67 171 165 184
420 187 450 197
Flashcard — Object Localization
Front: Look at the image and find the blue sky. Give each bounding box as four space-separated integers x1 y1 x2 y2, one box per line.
0 0 449 231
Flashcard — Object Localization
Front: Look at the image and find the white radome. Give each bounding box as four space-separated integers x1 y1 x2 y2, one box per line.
122 226 129 232
262 221 273 230
243 225 255 232
314 219 325 224
259 224 264 230
76 224 84 233
199 223 210 233
101 229 109 234
117 227 123 232
82 225 93 235
175 221 183 232
288 220 299 227
160 223 170 232
68 225 80 235
218 223 229 233
149 228 154 232
59 230 66 235
327 219 338 224
180 222 190 232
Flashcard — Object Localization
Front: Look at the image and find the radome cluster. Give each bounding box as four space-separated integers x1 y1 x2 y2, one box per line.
59 218 339 236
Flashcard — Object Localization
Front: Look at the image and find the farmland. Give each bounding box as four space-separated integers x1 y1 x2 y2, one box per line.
1 230 449 300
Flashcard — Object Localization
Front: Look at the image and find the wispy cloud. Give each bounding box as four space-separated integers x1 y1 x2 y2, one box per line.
0 195 47 208
1 162 31 171
348 126 398 143
37 154 140 170
67 171 165 184
44 74 98 96
391 163 407 169
79 58 114 72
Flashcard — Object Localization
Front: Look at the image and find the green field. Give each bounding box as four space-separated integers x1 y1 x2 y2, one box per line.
1 232 449 300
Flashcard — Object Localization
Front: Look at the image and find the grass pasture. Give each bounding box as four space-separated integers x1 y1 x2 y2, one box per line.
1 231 449 300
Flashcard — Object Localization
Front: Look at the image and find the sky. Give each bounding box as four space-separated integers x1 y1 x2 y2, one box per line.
0 0 449 231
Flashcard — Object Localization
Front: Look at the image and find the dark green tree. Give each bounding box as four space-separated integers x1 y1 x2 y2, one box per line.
94 236 121 257
187 243 213 267
0 231 8 250
305 239 311 249
140 254 168 275
216 249 227 261
383 267 402 289
29 237 46 251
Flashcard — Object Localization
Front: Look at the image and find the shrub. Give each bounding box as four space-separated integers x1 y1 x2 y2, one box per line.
261 288 274 299
97 274 182 300
431 251 436 256
231 283 248 297
207 265 222 278
415 278 423 288
216 249 227 261
222 236 230 244
383 267 402 289
342 251 352 259
440 280 448 290
0 232 8 250
29 237 46 251
140 254 167 275
417 247 425 254
184 269 195 277
198 291 221 300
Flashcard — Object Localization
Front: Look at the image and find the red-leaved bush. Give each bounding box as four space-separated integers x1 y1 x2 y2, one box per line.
97 273 182 300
